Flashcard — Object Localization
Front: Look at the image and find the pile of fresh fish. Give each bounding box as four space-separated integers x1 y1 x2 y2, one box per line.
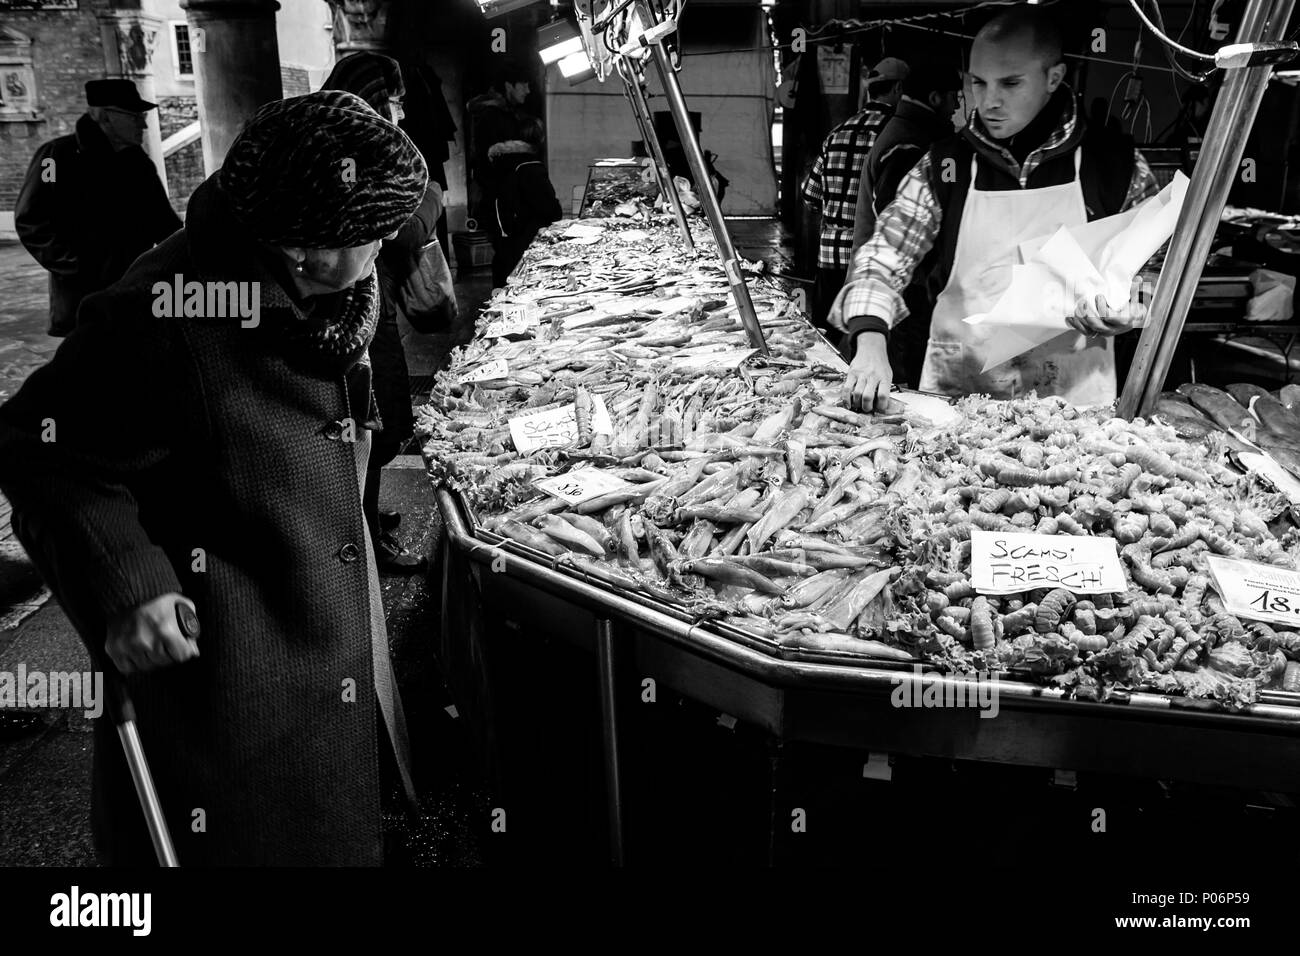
580 168 659 218
1156 383 1300 480
418 217 1300 708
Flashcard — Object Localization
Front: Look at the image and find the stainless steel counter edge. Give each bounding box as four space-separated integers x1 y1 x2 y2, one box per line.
436 488 1300 729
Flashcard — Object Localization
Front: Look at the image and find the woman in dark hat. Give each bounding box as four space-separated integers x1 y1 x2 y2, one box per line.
0 90 428 865
322 52 448 573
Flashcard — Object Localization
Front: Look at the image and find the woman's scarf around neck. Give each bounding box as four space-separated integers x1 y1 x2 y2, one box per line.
184 175 384 430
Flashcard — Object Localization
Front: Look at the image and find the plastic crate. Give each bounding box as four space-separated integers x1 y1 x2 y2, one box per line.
452 231 494 270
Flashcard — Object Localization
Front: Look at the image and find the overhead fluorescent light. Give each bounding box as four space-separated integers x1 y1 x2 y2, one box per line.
539 18 585 65
558 50 595 84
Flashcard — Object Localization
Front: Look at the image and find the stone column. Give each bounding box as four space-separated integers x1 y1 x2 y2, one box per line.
97 9 167 187
180 0 283 174
325 0 392 54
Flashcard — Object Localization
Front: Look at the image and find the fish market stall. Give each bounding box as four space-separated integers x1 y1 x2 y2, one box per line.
418 211 1300 861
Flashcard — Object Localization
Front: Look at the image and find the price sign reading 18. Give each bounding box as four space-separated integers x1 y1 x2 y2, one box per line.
1206 555 1300 627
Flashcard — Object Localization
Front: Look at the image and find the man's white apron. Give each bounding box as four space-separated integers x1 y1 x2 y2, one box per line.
919 150 1116 403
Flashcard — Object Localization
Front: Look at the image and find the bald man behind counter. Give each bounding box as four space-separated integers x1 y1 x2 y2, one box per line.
830 3 1160 411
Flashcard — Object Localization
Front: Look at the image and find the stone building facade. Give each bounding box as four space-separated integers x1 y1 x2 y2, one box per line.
0 1 116 227
0 0 334 236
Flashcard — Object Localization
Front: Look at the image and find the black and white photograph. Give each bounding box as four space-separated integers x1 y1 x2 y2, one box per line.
0 0 1296 936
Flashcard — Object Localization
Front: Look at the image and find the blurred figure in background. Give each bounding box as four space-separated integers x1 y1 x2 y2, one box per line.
801 56 909 332
15 79 181 337
468 59 533 234
489 118 563 288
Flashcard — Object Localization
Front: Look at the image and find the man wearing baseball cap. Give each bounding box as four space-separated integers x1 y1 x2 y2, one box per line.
14 79 181 336
801 55 909 332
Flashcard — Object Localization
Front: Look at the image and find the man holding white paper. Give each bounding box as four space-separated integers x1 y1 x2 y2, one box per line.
830 5 1162 410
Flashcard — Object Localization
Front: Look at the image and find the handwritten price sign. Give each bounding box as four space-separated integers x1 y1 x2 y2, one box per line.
1206 555 1300 627
971 530 1126 595
508 403 578 454
481 305 535 340
457 358 509 384
534 470 632 505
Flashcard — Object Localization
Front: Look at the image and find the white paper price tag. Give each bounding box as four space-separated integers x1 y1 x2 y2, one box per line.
482 305 535 339
457 358 509 384
1206 555 1300 627
508 404 578 454
590 393 613 436
971 530 1126 595
533 469 633 505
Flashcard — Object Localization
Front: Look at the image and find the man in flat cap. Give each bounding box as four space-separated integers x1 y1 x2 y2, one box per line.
14 79 181 336
0 90 429 866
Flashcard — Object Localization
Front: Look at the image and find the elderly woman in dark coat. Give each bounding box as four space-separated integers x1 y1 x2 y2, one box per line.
0 91 428 866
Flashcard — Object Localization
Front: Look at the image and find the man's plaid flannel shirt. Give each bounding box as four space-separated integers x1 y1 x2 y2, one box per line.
801 104 894 271
833 103 1161 338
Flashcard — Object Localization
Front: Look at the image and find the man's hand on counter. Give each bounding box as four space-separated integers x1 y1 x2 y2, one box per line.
845 331 894 413
1067 293 1146 338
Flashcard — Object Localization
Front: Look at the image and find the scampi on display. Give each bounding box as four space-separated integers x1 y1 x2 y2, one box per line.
418 216 1300 711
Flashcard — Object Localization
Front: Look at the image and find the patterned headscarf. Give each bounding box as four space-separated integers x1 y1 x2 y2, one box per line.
219 90 428 249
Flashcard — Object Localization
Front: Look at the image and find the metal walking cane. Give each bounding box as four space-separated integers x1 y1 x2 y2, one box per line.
105 602 199 867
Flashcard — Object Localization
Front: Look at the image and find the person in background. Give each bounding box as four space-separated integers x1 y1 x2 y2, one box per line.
0 91 428 865
489 118 563 288
801 56 909 332
323 52 443 573
850 61 963 387
395 52 459 257
467 59 533 232
653 111 729 204
832 5 1159 411
14 79 181 337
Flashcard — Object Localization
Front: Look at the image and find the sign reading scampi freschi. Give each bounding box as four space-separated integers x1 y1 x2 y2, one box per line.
971 530 1127 595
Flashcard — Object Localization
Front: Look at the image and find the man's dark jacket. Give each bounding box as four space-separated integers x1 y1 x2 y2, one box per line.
852 97 954 386
489 140 562 285
852 97 954 250
0 176 389 865
14 114 181 335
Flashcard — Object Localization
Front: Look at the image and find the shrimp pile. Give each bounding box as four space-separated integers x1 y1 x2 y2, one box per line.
878 396 1298 709
419 218 1300 710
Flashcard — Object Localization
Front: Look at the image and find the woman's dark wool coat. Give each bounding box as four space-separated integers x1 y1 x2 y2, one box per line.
0 177 394 865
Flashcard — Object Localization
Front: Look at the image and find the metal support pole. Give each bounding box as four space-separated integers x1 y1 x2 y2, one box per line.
595 618 626 866
621 66 695 251
636 4 769 354
1118 0 1295 418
